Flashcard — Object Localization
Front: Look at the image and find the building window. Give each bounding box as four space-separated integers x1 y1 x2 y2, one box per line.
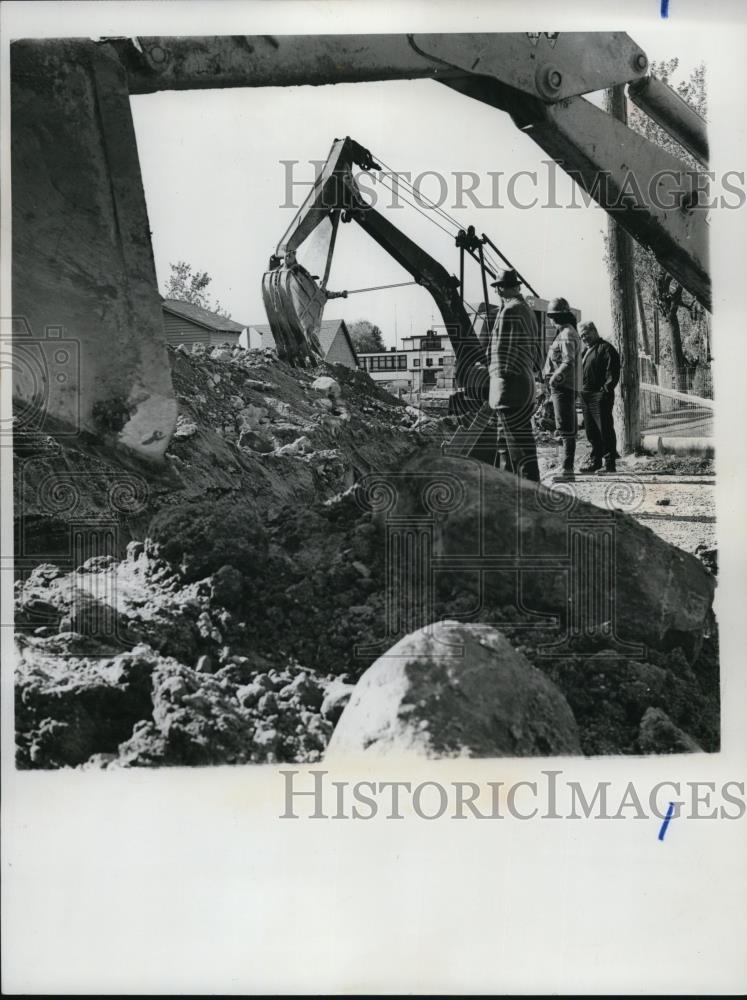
413 358 420 367
426 358 433 367
438 357 444 366
398 356 407 370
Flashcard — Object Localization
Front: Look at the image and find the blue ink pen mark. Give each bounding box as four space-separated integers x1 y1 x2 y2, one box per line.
661 0 670 18
658 801 675 840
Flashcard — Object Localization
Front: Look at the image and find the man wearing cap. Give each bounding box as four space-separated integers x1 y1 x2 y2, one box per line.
487 268 544 482
578 321 620 474
543 297 583 481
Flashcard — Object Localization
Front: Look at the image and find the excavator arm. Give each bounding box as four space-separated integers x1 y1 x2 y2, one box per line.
262 136 489 402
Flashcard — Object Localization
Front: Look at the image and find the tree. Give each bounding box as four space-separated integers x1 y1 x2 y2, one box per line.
348 319 386 353
163 261 231 318
627 59 708 390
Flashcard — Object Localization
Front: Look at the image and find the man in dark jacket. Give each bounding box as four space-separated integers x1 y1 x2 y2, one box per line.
487 268 544 482
578 321 620 474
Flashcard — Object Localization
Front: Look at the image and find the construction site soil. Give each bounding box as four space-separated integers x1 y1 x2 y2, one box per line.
14 345 719 768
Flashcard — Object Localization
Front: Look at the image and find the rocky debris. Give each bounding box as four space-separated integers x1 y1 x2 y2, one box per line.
265 397 291 420
311 375 342 400
274 436 312 457
238 428 275 453
327 622 581 758
15 640 155 767
320 678 356 724
537 643 719 755
127 540 145 561
694 543 718 577
16 637 337 769
13 478 720 764
210 348 233 362
148 497 269 585
237 403 270 432
390 452 715 662
637 707 703 754
401 405 437 433
174 414 198 438
209 565 244 609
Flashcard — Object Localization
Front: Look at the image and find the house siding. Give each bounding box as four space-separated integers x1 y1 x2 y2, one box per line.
162 310 240 348
162 311 207 348
209 331 240 348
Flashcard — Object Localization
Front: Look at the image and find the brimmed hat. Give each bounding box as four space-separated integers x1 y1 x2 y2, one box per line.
547 296 571 316
490 267 521 289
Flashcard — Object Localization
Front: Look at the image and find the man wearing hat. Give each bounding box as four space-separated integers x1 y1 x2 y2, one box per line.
487 268 544 482
543 296 583 481
578 321 620 474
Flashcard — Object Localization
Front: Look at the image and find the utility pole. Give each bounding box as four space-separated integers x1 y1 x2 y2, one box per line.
604 85 640 453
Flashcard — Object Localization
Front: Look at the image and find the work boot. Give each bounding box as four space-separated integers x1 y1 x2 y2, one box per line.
595 462 617 476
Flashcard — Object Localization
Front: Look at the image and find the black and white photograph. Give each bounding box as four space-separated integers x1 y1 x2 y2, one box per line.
2 0 746 994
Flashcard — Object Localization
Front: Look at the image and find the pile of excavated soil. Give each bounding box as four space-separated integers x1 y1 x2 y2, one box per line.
14 345 719 767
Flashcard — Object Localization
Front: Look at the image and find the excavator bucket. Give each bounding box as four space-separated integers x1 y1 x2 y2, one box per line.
261 137 363 366
261 259 325 366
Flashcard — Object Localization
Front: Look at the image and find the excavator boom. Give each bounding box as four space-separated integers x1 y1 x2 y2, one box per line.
261 137 489 403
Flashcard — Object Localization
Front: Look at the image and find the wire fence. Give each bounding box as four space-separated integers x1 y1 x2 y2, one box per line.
639 360 714 438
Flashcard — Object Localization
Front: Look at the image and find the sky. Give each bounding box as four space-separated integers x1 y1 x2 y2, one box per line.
130 29 705 350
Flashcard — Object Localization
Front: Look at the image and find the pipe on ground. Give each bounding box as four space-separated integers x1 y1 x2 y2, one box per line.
641 434 714 456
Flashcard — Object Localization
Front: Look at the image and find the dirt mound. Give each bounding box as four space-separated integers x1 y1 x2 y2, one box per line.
13 346 719 767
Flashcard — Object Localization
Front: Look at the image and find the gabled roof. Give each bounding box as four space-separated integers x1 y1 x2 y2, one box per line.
249 318 359 364
162 298 246 333
317 319 359 364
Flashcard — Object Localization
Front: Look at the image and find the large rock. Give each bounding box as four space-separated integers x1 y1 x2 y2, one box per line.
311 375 341 400
326 621 581 758
376 451 714 661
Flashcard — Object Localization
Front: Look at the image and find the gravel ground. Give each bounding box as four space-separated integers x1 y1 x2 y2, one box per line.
538 444 716 553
